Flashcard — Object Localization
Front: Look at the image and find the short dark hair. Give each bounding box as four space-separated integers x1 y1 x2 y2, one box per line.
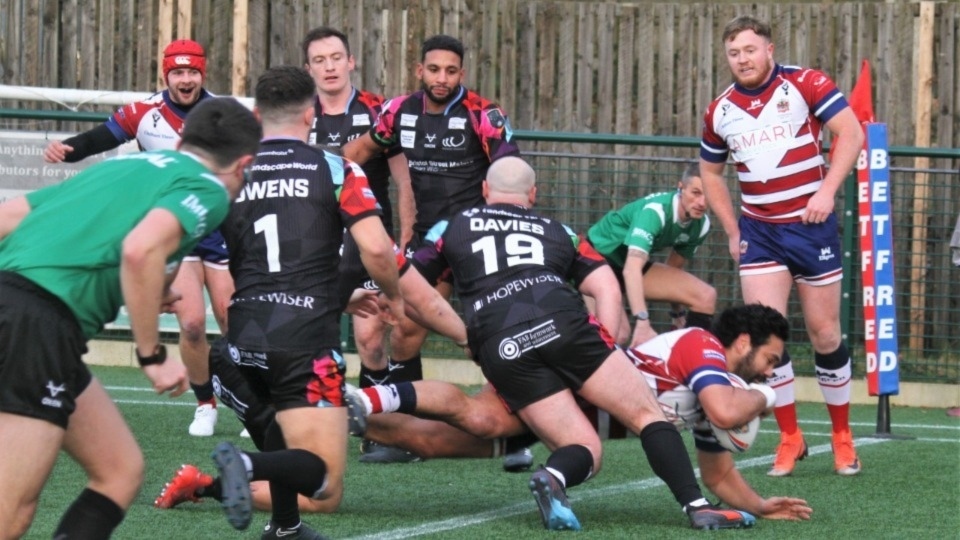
711 304 789 349
301 26 351 64
421 34 464 63
180 98 261 168
680 162 701 186
722 15 773 43
254 66 316 122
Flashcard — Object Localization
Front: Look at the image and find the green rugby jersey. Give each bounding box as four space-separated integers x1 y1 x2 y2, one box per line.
587 191 710 268
0 150 229 337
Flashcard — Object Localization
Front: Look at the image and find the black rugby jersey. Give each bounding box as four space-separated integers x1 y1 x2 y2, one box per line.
411 203 607 339
223 138 381 351
370 86 520 235
309 88 398 230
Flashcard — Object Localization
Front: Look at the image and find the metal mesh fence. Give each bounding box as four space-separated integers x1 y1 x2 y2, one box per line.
404 145 959 384
0 111 956 383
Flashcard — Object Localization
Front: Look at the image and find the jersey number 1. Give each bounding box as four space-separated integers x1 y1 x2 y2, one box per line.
254 214 281 272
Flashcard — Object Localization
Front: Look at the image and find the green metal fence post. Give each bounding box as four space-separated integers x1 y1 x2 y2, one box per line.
841 171 858 344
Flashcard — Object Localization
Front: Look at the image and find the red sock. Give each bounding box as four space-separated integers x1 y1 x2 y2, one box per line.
360 387 383 414
774 403 799 435
197 398 216 407
826 403 850 433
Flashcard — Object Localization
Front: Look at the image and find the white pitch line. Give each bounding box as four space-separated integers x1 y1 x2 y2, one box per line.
341 438 890 540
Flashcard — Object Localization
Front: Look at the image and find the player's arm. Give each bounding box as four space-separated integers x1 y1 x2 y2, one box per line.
0 196 31 240
388 152 416 249
577 264 623 341
120 208 188 396
44 124 124 163
699 158 740 262
398 265 467 346
697 380 769 430
349 215 404 323
342 132 383 168
622 248 656 346
697 449 812 520
803 107 864 224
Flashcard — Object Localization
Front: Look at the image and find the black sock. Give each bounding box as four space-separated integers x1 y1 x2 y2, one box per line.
639 421 704 507
197 478 223 501
504 432 540 453
386 354 423 383
259 420 300 527
191 380 215 403
686 311 713 330
545 444 594 490
359 364 391 387
53 488 125 538
815 343 849 370
247 449 328 498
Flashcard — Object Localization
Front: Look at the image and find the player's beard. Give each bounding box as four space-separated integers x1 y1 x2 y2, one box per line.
734 347 765 383
422 81 457 106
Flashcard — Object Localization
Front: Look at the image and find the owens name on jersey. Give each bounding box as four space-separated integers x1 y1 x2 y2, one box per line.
700 64 849 222
223 138 380 351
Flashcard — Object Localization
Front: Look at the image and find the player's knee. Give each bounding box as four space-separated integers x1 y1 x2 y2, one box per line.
809 326 842 352
461 410 508 439
694 283 717 312
310 476 343 510
178 317 207 344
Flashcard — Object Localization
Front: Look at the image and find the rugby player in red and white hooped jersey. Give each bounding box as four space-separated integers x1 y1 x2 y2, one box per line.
44 40 233 439
698 15 865 478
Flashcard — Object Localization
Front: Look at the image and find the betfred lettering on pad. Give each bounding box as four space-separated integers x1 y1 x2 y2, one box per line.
857 123 900 396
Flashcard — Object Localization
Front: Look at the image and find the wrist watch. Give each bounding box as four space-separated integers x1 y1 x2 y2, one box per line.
632 310 649 323
136 344 167 367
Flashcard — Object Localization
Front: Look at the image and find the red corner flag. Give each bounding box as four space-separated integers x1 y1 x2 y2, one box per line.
849 59 875 123
830 59 875 163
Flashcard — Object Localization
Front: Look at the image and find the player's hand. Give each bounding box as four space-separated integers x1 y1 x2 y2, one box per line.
345 289 380 319
629 320 658 347
377 294 405 326
160 287 182 314
142 360 188 397
669 309 687 331
727 231 744 263
801 190 836 225
757 496 812 521
43 140 73 163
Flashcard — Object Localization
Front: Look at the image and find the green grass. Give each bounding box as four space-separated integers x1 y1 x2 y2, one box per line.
25 366 960 539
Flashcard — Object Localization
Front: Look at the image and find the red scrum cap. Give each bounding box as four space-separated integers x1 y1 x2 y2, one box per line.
162 39 206 79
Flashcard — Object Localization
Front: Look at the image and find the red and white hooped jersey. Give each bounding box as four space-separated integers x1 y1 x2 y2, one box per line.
105 89 213 152
700 64 850 223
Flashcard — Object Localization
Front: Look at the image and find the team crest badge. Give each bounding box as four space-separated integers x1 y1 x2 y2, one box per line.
777 99 789 113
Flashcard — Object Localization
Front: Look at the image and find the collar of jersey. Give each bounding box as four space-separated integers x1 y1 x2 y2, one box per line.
421 85 466 116
732 63 782 97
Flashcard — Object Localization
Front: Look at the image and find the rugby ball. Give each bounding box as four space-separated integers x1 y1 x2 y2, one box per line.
709 374 761 453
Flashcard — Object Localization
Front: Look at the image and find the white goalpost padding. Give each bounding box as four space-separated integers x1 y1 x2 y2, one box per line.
0 84 254 110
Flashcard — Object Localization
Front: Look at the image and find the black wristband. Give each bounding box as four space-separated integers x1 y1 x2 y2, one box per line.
136 344 167 367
